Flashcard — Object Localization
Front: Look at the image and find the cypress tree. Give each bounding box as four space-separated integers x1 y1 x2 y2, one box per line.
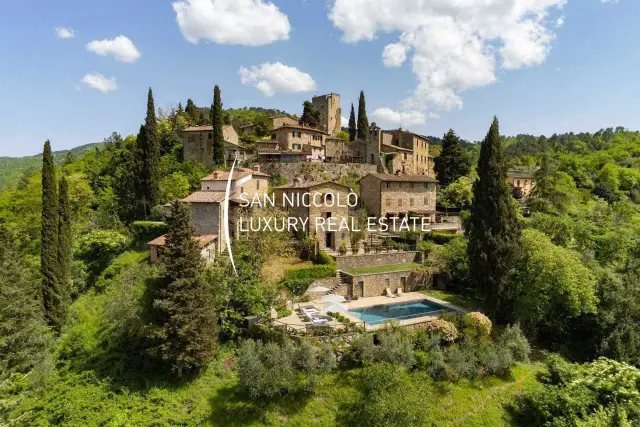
357 91 369 140
41 140 63 330
434 129 472 186
467 118 522 322
153 201 218 376
211 85 225 167
137 88 160 217
57 175 72 314
185 98 198 124
348 103 357 142
300 101 322 129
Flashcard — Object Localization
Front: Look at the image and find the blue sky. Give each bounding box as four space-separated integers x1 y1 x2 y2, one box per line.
1 0 639 157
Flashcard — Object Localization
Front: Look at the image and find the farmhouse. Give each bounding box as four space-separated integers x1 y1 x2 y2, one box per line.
182 124 246 167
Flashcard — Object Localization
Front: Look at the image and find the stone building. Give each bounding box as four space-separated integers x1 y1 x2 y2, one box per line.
238 115 298 136
274 181 352 251
270 124 328 161
311 93 341 135
381 130 432 176
148 234 217 264
181 166 269 253
508 169 537 196
255 140 306 163
182 124 245 167
359 173 438 222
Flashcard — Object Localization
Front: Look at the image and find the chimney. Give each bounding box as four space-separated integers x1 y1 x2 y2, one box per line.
253 164 261 173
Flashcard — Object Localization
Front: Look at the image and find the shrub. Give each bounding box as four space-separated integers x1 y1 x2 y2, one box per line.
75 230 129 281
237 339 296 400
419 318 459 343
315 250 335 265
477 342 513 377
445 339 478 380
363 242 371 254
375 328 416 368
338 240 347 256
498 324 531 362
282 264 337 296
131 221 168 243
417 240 436 255
424 232 460 245
347 334 378 366
462 312 492 340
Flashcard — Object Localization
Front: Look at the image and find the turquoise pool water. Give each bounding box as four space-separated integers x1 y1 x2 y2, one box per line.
349 299 452 325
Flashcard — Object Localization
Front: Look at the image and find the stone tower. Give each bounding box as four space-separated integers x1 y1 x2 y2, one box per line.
311 93 341 135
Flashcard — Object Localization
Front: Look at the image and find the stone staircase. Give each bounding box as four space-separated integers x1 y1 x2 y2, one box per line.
326 270 349 295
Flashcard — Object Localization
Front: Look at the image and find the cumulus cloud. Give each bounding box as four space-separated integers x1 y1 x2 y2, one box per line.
55 27 75 39
172 0 290 46
556 16 565 27
371 108 435 126
86 36 141 63
329 0 565 113
81 73 118 93
341 115 349 125
239 62 317 96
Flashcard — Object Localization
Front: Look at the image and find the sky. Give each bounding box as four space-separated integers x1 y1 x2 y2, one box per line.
1 0 639 157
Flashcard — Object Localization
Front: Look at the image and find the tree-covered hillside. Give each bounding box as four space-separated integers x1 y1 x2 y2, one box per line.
0 143 101 191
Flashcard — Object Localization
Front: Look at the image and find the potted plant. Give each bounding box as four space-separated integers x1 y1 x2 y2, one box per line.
338 240 347 256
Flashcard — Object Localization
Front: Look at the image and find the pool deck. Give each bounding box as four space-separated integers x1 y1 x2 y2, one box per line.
313 292 466 331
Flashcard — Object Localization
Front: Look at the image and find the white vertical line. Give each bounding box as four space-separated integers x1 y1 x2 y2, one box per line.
224 159 237 275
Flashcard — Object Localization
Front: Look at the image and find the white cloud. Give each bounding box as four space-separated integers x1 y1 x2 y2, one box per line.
81 73 118 93
239 62 317 96
601 0 618 3
556 16 565 27
86 36 141 63
341 115 349 125
329 0 565 113
172 0 290 46
371 108 436 126
55 27 75 39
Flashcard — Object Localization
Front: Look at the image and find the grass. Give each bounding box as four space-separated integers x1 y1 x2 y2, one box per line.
345 263 422 275
421 289 484 311
261 256 311 282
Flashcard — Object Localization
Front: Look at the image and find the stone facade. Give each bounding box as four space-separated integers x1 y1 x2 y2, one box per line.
270 125 328 161
359 173 438 221
149 234 217 264
258 161 378 185
311 93 341 135
272 115 298 129
182 125 243 168
334 251 422 270
345 270 422 298
381 130 432 176
274 182 351 251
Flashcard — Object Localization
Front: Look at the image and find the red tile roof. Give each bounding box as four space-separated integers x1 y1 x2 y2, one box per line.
181 191 226 203
148 234 217 247
268 124 328 135
360 173 439 183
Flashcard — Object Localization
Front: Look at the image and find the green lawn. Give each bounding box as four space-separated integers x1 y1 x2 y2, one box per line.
421 289 484 311
345 263 422 275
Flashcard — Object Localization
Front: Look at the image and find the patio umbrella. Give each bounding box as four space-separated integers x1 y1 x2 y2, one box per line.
307 285 330 293
323 303 348 313
322 294 346 303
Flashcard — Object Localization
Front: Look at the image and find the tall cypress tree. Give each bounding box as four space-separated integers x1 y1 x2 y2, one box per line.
467 118 522 322
211 85 225 167
137 88 160 217
185 98 198 124
41 140 63 330
153 200 218 376
57 175 72 315
348 103 357 142
357 91 369 140
434 129 472 186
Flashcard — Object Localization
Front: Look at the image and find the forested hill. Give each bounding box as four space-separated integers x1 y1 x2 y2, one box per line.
0 143 101 191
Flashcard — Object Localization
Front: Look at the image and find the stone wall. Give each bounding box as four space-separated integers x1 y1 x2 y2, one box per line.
258 162 378 187
335 251 422 270
349 270 422 298
189 203 224 252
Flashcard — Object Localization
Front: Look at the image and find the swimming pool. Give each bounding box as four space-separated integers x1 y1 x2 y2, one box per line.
349 299 453 325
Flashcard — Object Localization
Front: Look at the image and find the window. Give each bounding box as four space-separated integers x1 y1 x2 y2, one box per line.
410 183 415 189
386 182 391 189
208 133 212 140
424 196 428 205
386 199 391 206
325 193 333 202
410 199 414 207
398 199 403 207
403 153 407 160
271 133 277 139
385 279 390 287
257 180 260 190
241 187 244 194
517 180 521 186
424 183 428 188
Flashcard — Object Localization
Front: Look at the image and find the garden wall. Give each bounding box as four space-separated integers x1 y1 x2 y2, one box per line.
347 270 423 298
334 251 423 270
258 162 378 186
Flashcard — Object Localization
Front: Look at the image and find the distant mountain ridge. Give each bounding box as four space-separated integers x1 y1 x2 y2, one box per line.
0 143 101 191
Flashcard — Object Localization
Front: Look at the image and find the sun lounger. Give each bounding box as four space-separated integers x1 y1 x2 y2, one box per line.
396 287 404 296
385 287 396 298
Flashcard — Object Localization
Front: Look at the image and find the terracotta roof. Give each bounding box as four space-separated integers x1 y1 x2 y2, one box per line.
148 234 217 247
275 181 351 190
183 124 235 133
181 191 226 203
382 130 430 141
381 143 413 153
360 173 439 183
268 124 329 135
200 167 269 181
